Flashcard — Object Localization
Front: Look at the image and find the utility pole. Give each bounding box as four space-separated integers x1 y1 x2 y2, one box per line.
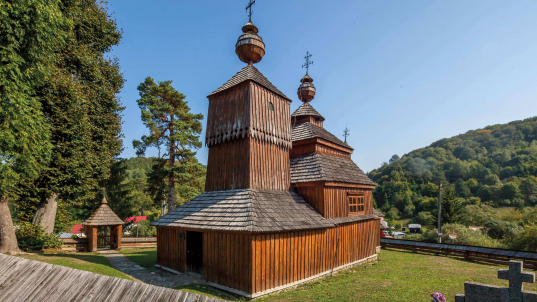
437 182 443 243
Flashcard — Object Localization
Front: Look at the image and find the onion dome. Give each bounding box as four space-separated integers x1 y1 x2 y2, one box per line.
235 21 265 64
297 74 316 102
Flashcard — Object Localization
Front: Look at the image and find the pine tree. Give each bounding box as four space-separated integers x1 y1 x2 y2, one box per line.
133 77 204 212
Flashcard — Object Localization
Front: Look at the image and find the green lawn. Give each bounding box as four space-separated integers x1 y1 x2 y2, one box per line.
259 249 537 302
18 252 133 281
18 248 537 302
119 248 157 268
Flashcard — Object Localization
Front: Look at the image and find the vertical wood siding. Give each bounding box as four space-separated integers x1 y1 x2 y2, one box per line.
156 227 186 272
323 187 373 218
294 185 325 216
249 137 290 190
205 138 250 191
203 232 253 293
205 82 291 148
251 219 378 294
315 144 351 158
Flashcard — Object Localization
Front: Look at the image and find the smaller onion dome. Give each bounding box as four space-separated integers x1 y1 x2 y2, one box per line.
235 21 265 64
297 74 316 102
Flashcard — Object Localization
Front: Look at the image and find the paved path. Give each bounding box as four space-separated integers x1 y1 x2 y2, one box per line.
99 250 202 288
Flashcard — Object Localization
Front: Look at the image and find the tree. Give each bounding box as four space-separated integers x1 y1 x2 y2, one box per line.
18 0 125 233
432 185 464 225
389 154 400 164
133 77 204 211
0 0 67 252
519 178 537 205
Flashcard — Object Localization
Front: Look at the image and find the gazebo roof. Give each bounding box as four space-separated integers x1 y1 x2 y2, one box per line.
83 197 124 226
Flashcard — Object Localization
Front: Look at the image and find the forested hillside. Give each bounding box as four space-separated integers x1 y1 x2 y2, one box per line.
368 116 537 223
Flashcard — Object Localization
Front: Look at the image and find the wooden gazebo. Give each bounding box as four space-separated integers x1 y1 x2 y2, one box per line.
83 197 124 251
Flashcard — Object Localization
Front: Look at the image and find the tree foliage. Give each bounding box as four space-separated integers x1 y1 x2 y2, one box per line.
13 0 125 226
133 77 204 211
369 117 537 218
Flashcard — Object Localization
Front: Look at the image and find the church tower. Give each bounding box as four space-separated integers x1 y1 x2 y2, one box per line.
204 6 292 191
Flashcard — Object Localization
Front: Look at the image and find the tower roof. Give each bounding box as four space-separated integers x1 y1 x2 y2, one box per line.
292 122 351 150
83 197 123 226
208 64 290 101
290 153 376 186
291 103 324 120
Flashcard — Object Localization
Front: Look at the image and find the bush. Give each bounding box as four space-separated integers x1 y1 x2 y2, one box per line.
484 220 520 240
15 222 63 252
424 223 501 248
404 234 425 241
509 223 537 252
126 220 156 237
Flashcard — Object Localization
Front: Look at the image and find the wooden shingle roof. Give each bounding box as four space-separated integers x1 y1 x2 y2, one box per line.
83 197 124 226
291 103 324 120
290 153 376 186
151 189 335 232
292 122 352 150
208 64 291 101
0 254 225 302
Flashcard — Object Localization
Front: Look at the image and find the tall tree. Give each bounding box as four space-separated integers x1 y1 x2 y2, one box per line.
0 0 67 252
16 0 125 233
519 178 537 205
133 77 204 212
431 185 464 225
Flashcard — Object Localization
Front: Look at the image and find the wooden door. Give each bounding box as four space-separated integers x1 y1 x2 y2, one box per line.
186 231 203 274
97 226 110 249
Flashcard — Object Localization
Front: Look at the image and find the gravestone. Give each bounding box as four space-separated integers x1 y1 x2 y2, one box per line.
455 260 537 302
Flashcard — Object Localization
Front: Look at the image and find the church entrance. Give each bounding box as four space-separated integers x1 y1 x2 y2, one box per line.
186 231 203 274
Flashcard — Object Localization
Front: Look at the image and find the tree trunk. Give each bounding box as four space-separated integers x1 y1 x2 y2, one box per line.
0 196 19 254
168 139 176 212
32 193 58 234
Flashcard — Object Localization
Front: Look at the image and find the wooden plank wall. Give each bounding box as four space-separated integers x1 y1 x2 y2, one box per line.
249 137 290 190
156 227 186 272
248 82 291 148
323 187 373 218
289 142 316 158
251 218 378 294
315 144 351 158
206 82 291 148
205 138 250 191
203 232 252 293
294 185 324 216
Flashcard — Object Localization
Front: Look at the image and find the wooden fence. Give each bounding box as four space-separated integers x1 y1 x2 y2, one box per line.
381 238 537 269
61 237 156 251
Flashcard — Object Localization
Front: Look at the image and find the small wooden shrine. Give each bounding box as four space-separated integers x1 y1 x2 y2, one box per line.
83 197 124 251
152 4 382 298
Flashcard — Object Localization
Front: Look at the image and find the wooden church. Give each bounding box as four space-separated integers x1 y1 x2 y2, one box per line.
152 6 382 298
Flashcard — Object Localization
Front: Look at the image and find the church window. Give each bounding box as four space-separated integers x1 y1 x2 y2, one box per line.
348 195 364 214
268 102 274 111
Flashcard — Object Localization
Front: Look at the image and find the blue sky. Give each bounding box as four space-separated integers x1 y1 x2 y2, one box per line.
108 0 537 172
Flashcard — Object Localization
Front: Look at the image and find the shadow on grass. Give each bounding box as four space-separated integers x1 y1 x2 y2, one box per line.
33 252 115 268
119 248 157 268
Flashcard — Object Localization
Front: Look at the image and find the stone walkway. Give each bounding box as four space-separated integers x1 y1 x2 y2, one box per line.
99 250 202 288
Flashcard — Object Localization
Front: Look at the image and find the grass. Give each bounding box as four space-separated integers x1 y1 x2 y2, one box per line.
258 249 537 302
18 252 133 281
18 248 537 301
119 247 157 268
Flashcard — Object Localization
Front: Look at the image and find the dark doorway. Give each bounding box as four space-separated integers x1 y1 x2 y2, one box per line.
97 226 110 249
186 231 203 274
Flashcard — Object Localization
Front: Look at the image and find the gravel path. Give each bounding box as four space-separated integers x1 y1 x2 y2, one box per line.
99 249 202 288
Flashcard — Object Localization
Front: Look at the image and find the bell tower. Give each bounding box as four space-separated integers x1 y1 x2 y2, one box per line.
204 4 292 191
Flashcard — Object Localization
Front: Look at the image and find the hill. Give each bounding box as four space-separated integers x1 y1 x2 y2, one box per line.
367 116 537 222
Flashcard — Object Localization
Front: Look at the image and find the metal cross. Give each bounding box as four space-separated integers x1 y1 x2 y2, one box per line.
246 0 255 21
343 126 350 143
302 51 313 74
